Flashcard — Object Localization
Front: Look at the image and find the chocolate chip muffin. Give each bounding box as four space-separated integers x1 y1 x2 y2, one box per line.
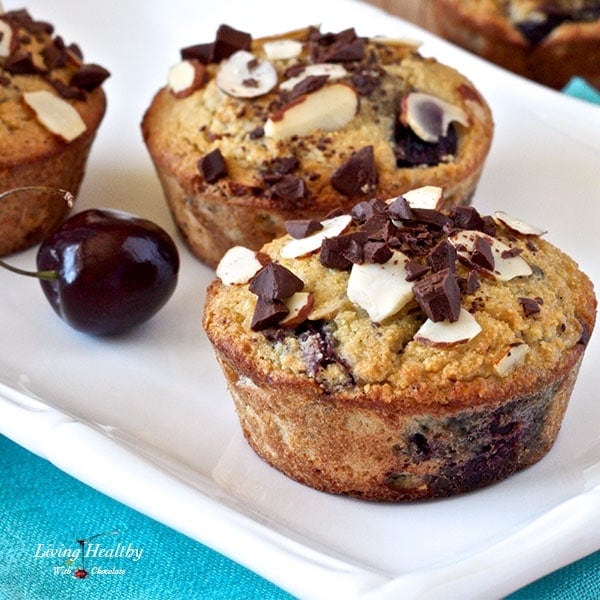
203 186 596 501
142 25 493 268
367 0 600 89
0 8 109 256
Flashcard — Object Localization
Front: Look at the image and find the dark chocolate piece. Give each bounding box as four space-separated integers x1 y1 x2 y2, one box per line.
70 63 110 91
249 263 304 300
285 219 323 239
518 297 541 318
471 236 495 271
412 268 461 322
331 146 378 197
251 297 289 331
198 148 228 183
270 175 307 204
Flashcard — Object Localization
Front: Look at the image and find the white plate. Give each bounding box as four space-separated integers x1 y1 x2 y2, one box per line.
1 1 599 598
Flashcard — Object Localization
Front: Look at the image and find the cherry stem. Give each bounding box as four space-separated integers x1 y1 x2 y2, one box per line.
0 258 57 281
0 185 75 206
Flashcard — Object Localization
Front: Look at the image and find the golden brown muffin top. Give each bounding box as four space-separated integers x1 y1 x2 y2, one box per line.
204 189 596 408
144 25 492 210
0 9 109 163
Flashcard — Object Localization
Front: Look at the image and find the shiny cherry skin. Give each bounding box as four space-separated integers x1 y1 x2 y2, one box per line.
36 209 179 336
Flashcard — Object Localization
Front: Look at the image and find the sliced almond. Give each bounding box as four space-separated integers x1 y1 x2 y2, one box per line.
280 292 314 327
280 214 352 259
216 50 277 98
216 245 263 285
279 63 348 91
347 250 413 323
448 230 533 281
388 185 444 210
493 211 547 236
0 19 13 58
262 39 303 60
370 35 422 50
493 343 529 377
22 90 86 142
401 92 469 143
264 83 358 140
414 308 481 347
167 59 206 98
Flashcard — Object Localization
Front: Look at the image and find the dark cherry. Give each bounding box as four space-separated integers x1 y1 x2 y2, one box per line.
34 208 180 336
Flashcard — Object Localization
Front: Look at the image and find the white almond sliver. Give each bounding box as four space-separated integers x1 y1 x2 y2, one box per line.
493 211 547 236
280 214 352 259
167 59 204 97
414 308 482 347
0 19 12 57
347 250 413 323
401 185 444 210
216 246 263 285
23 90 86 142
448 230 533 281
493 343 529 377
262 39 303 60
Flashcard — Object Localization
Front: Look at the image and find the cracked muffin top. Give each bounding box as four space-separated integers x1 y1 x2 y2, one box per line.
204 187 596 408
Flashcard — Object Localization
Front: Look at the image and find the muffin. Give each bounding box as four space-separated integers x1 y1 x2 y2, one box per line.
203 186 596 501
365 0 600 89
142 25 494 268
0 8 109 256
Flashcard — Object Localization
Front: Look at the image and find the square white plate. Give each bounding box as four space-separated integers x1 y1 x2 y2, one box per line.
1 1 599 598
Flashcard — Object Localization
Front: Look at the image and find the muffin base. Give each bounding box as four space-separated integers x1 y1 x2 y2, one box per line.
213 345 583 502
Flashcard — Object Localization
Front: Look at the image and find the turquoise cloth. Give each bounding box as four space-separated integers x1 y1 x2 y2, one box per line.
562 77 600 105
1 434 599 599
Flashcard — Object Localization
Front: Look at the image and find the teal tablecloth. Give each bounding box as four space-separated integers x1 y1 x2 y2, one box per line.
2 80 599 600
1 433 599 600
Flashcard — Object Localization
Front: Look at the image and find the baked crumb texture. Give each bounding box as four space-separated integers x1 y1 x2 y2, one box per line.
366 0 600 89
0 9 109 256
142 25 494 267
203 191 596 501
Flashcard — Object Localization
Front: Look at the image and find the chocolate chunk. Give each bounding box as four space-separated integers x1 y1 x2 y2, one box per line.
181 24 251 64
5 50 39 74
285 219 323 239
405 259 430 282
464 271 480 294
311 28 366 62
197 148 228 183
286 74 329 103
249 262 304 300
387 196 415 221
331 146 378 197
451 206 486 231
251 297 289 331
42 42 66 70
501 247 522 259
363 241 392 264
360 214 397 242
351 65 384 96
428 240 456 272
47 77 86 101
411 208 453 229
518 297 541 318
319 237 352 270
70 63 110 91
270 175 307 204
351 198 388 223
471 236 495 271
249 126 264 139
412 268 461 322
